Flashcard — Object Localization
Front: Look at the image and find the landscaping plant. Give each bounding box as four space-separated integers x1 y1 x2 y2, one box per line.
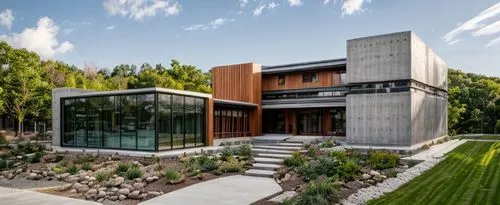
320 139 335 148
125 167 143 180
285 178 341 205
368 151 400 170
94 171 111 182
284 152 306 169
81 162 92 171
218 158 243 173
65 164 79 175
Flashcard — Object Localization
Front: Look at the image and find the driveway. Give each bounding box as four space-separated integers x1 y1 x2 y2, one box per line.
0 186 99 205
140 175 282 205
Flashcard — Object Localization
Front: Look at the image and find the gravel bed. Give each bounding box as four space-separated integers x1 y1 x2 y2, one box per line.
0 175 68 189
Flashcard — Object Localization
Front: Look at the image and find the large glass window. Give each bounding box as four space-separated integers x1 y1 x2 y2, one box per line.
184 97 196 148
195 98 205 146
103 96 120 148
120 95 136 149
75 98 87 147
87 97 102 148
63 99 75 146
137 94 155 150
158 94 172 150
303 72 319 83
172 95 184 149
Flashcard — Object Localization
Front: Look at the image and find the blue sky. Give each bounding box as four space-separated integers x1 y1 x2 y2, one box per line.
0 0 499 76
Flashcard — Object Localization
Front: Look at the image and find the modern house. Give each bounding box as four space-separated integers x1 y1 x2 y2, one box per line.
51 31 448 152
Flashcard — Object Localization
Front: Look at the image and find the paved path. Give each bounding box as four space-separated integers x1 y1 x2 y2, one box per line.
402 139 467 161
0 186 99 205
139 175 282 205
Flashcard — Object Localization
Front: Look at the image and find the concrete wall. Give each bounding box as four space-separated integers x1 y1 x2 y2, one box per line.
346 31 411 84
51 88 91 147
410 33 447 90
410 90 448 145
346 92 412 146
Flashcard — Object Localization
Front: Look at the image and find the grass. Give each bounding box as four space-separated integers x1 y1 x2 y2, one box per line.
462 135 500 140
368 141 500 205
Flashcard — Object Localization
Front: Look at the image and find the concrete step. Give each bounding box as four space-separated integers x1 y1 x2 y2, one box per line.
253 145 302 151
256 153 293 159
252 142 303 147
252 148 295 155
244 169 276 178
251 163 282 171
253 157 284 164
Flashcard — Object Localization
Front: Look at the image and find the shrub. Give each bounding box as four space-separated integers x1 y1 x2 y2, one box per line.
95 171 111 182
52 164 66 174
329 151 347 161
0 159 8 170
18 142 45 154
237 145 252 157
81 162 92 171
165 169 183 183
125 167 143 180
298 156 345 181
320 139 335 148
218 158 243 173
307 146 319 158
0 133 7 145
342 160 360 180
28 151 44 163
65 164 79 175
368 151 400 170
116 162 131 175
197 155 218 172
284 152 306 168
288 179 341 205
220 147 234 161
74 153 97 164
35 132 51 141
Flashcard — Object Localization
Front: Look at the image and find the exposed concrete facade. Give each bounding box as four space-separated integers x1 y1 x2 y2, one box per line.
346 31 448 148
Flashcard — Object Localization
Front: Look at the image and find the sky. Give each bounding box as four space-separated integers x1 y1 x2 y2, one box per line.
0 0 499 77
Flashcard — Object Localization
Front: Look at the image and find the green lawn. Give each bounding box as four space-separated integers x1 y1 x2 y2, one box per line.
368 141 500 205
462 135 500 140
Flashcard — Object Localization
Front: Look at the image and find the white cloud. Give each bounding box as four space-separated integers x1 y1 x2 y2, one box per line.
341 0 371 17
443 2 500 44
253 4 266 17
239 0 249 8
473 20 500 36
448 39 462 45
485 36 500 47
0 17 74 59
106 25 116 30
103 0 181 21
0 9 14 29
323 0 331 5
287 0 303 7
184 18 233 31
268 2 279 10
63 28 74 34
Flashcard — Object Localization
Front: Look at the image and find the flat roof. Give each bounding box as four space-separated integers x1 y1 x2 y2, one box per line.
214 99 258 108
61 87 212 99
262 58 346 74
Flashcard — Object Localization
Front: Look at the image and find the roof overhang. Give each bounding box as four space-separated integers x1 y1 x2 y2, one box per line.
262 101 346 109
60 87 212 99
262 58 346 74
214 99 258 108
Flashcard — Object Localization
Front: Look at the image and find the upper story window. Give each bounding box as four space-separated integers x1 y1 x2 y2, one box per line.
278 75 285 86
340 72 346 85
302 72 319 83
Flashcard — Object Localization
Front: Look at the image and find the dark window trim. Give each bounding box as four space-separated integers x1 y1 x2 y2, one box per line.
278 75 285 86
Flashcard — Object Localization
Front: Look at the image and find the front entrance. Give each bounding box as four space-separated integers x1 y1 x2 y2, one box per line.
297 110 322 135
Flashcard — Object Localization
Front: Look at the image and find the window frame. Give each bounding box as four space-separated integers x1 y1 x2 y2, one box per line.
278 75 285 86
302 72 319 83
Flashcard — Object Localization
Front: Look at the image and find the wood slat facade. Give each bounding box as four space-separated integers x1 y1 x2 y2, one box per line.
262 70 344 91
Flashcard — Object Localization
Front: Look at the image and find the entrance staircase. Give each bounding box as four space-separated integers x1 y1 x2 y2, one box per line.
244 139 304 178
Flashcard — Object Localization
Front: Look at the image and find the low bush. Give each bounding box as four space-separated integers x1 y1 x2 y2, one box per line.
81 162 92 171
125 167 143 180
0 159 8 170
94 171 111 182
320 139 335 148
220 147 234 161
165 169 183 183
329 151 348 161
237 145 252 157
286 178 341 205
52 164 66 174
307 146 319 158
66 164 79 175
197 155 218 172
74 153 97 164
35 132 51 141
28 151 44 163
342 159 360 180
368 151 400 170
0 133 7 145
218 158 243 173
18 142 45 154
284 152 306 168
116 162 131 175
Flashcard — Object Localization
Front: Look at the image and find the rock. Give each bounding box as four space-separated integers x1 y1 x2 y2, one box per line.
56 173 70 180
28 173 38 180
128 190 140 199
370 170 381 177
97 198 104 203
120 183 132 189
281 173 291 182
98 187 107 192
133 182 144 190
69 189 77 194
42 171 48 177
58 183 74 191
77 185 90 193
118 188 130 195
366 179 376 185
110 187 119 192
98 191 107 198
113 177 125 186
147 191 161 196
72 183 85 190
66 176 80 183
88 182 94 187
47 171 55 177
34 174 43 180
89 176 96 181
108 196 119 201
362 174 372 180
134 178 142 182
139 193 147 199
80 180 89 185
401 164 409 169
145 177 155 183
86 189 98 195
119 195 127 200
152 176 159 180
7 172 15 180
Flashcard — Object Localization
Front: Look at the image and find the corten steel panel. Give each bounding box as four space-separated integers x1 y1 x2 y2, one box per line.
212 63 262 136
262 70 344 91
206 98 214 146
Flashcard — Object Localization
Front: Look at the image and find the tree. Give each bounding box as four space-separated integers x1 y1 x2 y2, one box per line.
0 42 50 137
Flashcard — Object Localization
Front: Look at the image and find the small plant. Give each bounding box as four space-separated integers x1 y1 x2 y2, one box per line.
0 133 7 145
58 159 69 167
220 147 234 161
197 155 218 172
74 153 97 164
307 146 319 158
165 169 183 184
320 138 335 148
368 151 400 170
116 162 131 175
81 162 92 171
28 151 44 163
286 178 341 205
35 132 51 141
329 151 348 161
125 167 143 180
237 145 252 157
18 142 45 154
94 171 111 182
0 159 9 170
218 158 243 173
284 152 306 168
65 164 79 175
52 164 66 174
342 159 360 180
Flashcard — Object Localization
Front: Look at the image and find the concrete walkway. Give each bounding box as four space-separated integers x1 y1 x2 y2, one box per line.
402 139 467 161
139 175 282 205
0 186 99 205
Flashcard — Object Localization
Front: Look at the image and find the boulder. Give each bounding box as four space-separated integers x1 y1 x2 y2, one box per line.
98 187 107 192
77 185 90 193
145 177 155 183
108 196 119 201
86 189 98 195
133 182 144 190
119 194 127 200
72 183 85 190
57 183 74 191
113 177 125 186
281 173 291 182
370 170 381 177
7 172 15 180
147 191 161 196
47 171 55 177
42 171 48 177
69 189 77 194
98 191 107 198
128 190 140 199
97 198 104 203
110 187 119 192
118 188 130 195
89 176 96 181
138 193 147 199
28 173 38 180
66 176 80 183
362 174 371 180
